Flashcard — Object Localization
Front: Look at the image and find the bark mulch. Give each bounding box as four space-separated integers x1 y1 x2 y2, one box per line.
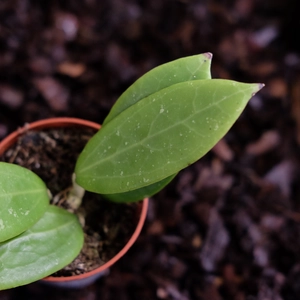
1 1 300 299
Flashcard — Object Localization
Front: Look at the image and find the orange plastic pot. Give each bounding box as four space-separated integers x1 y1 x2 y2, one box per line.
0 117 148 288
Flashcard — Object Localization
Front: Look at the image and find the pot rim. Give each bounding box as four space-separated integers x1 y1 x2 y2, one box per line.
0 117 148 283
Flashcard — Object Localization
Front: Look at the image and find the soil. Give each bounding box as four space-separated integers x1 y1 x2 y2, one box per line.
1 0 300 299
0 127 139 277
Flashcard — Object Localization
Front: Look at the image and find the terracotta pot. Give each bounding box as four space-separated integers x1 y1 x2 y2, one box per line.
0 117 148 288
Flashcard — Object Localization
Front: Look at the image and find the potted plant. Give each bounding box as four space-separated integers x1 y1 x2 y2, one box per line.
0 53 264 290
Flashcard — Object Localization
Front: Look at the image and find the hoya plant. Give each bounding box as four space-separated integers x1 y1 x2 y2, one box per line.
0 53 263 289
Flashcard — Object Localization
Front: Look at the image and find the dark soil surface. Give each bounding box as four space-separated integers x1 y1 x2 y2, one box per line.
1 0 300 299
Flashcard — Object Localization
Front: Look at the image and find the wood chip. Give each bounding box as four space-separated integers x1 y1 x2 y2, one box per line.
200 209 229 271
0 85 23 108
33 77 69 111
212 138 234 161
246 130 280 155
57 62 86 77
264 160 295 197
267 77 287 98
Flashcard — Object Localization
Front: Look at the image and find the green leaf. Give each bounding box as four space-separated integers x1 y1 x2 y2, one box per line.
102 53 213 199
75 79 263 194
103 173 176 202
0 205 84 290
103 53 212 126
0 162 50 242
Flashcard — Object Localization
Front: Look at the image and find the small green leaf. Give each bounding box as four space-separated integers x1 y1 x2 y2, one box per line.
103 174 176 202
0 205 84 290
76 79 263 194
0 162 50 242
103 53 212 126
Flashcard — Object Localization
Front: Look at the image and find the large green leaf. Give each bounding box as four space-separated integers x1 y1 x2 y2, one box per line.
0 205 84 290
0 162 50 242
103 53 212 126
75 79 263 194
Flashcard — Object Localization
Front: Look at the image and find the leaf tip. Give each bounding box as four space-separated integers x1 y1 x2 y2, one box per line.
203 52 213 60
252 83 265 96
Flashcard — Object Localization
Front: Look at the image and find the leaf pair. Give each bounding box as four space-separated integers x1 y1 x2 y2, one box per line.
76 53 214 201
0 162 83 290
75 55 263 200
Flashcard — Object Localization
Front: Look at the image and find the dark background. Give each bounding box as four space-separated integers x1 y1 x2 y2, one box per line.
1 0 300 299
